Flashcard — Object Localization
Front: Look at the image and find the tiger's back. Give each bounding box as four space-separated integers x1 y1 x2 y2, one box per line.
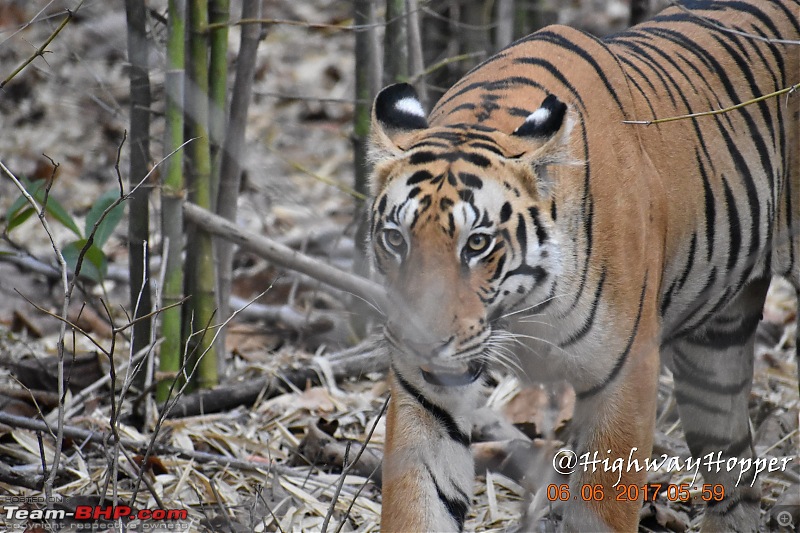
369 1 799 531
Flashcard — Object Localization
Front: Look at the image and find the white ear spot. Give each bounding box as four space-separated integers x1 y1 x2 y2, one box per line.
524 107 551 127
395 97 426 118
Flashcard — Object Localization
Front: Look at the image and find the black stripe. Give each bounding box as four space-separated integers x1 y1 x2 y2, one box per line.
458 172 483 189
425 464 468 531
409 151 438 165
392 367 471 447
683 431 751 458
488 253 506 282
673 388 728 415
561 268 607 348
524 30 624 111
500 202 512 223
698 151 716 262
647 27 778 192
512 57 586 111
435 77 547 116
577 273 648 399
615 55 658 118
671 349 752 395
684 312 761 350
406 170 433 186
612 38 679 108
721 177 741 272
561 190 593 315
710 32 776 160
719 125 762 262
468 141 505 157
515 213 527 259
528 206 548 244
502 264 546 285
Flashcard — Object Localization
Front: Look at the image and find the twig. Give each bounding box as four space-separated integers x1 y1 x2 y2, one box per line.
253 90 367 104
329 397 389 533
0 160 69 502
407 52 486 85
269 146 367 201
229 296 336 332
0 0 84 89
322 442 350 532
182 202 387 309
667 0 800 46
0 412 299 475
204 8 423 33
165 335 387 418
623 82 800 126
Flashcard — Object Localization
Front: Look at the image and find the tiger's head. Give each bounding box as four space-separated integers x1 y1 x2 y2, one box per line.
368 83 575 387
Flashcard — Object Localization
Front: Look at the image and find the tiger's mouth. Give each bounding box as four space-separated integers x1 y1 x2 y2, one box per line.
419 359 485 386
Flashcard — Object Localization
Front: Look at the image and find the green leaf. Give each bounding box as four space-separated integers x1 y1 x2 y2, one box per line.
85 189 124 248
6 187 37 220
4 179 82 238
6 206 36 233
37 189 82 238
63 240 108 283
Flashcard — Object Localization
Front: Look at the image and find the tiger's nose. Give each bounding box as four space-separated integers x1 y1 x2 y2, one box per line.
404 335 455 359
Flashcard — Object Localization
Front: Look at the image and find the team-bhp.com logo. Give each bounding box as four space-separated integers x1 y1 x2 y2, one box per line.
4 504 188 525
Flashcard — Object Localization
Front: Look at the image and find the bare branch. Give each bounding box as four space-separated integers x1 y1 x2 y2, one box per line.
0 0 84 89
667 0 800 46
0 160 70 501
0 412 302 476
182 202 387 309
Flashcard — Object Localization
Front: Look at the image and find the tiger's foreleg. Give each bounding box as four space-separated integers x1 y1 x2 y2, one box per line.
381 367 481 532
559 341 660 532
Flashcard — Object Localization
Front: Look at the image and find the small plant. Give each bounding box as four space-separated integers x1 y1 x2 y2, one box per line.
5 178 124 282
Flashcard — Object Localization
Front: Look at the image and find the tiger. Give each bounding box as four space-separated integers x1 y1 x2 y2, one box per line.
366 0 799 531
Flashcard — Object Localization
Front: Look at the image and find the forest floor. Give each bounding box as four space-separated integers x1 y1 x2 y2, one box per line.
0 1 797 531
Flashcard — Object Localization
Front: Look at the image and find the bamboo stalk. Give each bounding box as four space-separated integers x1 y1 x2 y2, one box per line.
215 0 263 352
351 0 381 336
125 0 153 387
158 0 187 402
208 0 229 210
186 0 219 389
382 0 408 85
405 0 428 106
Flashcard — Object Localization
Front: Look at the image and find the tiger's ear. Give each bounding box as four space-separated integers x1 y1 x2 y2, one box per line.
512 94 567 139
509 94 574 197
369 83 428 161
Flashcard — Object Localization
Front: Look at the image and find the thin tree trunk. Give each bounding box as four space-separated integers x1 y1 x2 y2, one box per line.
495 0 515 49
629 0 650 26
215 0 263 356
351 0 381 336
383 0 408 85
124 0 153 387
158 0 186 403
208 0 229 210
405 0 428 106
207 0 229 375
186 0 219 389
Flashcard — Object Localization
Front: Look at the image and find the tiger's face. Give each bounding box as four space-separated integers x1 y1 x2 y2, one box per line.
368 84 573 386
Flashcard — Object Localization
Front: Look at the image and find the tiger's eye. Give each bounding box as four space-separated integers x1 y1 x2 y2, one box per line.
383 228 406 253
467 233 490 253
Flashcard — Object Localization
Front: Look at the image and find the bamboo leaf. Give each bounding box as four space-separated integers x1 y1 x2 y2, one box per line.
6 179 83 238
6 206 36 233
85 189 125 248
63 240 108 282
